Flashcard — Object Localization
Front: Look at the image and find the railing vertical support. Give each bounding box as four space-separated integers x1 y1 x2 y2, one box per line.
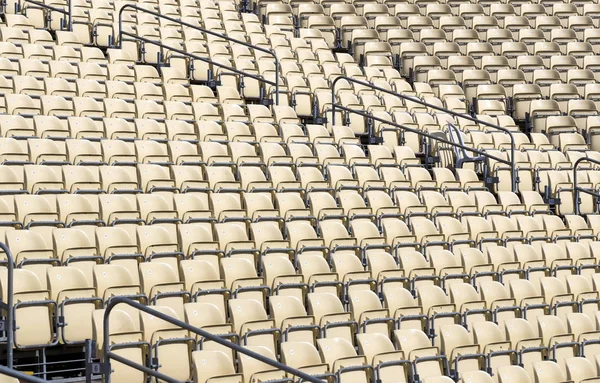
67 0 72 31
275 59 279 106
0 243 14 369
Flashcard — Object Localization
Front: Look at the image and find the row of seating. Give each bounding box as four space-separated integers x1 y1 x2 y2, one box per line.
13 257 600 383
281 2 600 24
0 59 188 82
6 222 600 310
186 348 596 383
1 80 600 144
0 138 595 205
261 0 600 19
0 165 589 229
6 213 600 262
10 253 600 344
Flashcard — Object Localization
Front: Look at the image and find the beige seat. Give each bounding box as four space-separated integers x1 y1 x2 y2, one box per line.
140 306 194 381
92 309 146 383
0 268 56 350
280 341 329 376
394 328 447 380
192 350 242 383
564 357 600 383
48 266 101 344
317 337 372 383
228 298 279 354
139 262 190 319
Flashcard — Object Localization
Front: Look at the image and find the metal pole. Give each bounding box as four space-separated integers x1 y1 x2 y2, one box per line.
0 364 47 383
274 56 280 105
108 353 181 383
0 243 14 369
68 0 72 31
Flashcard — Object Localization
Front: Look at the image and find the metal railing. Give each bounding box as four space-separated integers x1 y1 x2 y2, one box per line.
573 156 600 215
331 103 514 179
101 297 325 383
0 364 48 383
330 76 519 192
117 4 281 105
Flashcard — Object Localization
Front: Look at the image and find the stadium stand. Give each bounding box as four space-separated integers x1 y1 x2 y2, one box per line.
1 0 600 382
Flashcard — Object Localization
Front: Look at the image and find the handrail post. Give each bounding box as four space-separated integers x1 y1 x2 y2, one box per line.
67 0 72 31
0 243 14 369
331 88 337 126
274 56 280 105
118 5 124 49
511 145 516 193
574 158 580 215
330 75 519 193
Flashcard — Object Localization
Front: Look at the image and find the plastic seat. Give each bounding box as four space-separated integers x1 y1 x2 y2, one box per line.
439 324 485 378
0 268 56 350
191 350 242 383
348 289 394 335
228 298 279 354
139 262 189 319
496 366 533 383
532 361 568 383
564 357 600 383
317 337 371 383
394 328 447 379
48 266 101 344
280 341 329 376
139 306 193 381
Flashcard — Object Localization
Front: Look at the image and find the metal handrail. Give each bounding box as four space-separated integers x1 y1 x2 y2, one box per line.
573 156 600 215
103 297 325 383
19 0 72 30
330 76 519 192
117 4 280 105
0 243 14 369
332 104 513 173
0 364 47 382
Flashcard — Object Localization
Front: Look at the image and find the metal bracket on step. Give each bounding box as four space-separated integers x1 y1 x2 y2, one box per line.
85 339 110 383
366 136 383 144
426 156 440 165
261 98 274 106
